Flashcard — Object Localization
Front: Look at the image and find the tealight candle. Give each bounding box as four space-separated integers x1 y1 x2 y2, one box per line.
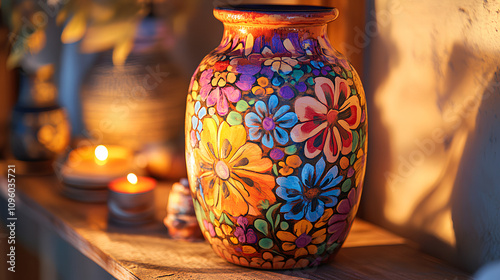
59 144 135 202
108 173 157 225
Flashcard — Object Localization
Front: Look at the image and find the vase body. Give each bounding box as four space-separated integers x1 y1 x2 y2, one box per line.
185 5 367 269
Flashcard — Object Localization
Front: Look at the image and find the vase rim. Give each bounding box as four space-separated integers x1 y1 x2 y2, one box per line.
214 4 339 26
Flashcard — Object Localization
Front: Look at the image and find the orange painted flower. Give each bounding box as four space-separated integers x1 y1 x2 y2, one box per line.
276 220 326 258
250 252 310 269
196 118 276 217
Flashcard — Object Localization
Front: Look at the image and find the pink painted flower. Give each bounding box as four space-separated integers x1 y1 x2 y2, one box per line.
327 187 360 244
199 68 241 116
291 77 361 163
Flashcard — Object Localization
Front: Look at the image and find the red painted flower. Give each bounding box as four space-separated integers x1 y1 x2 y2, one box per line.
291 77 361 163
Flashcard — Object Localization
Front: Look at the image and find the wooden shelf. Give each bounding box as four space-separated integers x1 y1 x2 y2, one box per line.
0 173 471 280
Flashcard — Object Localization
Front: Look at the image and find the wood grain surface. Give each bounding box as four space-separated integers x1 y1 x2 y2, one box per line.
0 173 470 280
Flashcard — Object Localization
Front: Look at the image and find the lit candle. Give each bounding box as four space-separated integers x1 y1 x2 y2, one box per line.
109 173 156 194
61 144 133 181
108 173 157 225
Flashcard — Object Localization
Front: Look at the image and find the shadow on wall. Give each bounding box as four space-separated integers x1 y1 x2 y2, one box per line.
399 43 500 269
358 0 398 233
360 0 500 273
451 67 500 272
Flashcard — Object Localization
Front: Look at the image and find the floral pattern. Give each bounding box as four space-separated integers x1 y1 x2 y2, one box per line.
277 220 327 258
245 95 298 149
196 118 276 217
276 158 342 222
186 21 367 269
328 187 360 244
291 76 361 163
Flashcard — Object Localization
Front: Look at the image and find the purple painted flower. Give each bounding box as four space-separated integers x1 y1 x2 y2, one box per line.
269 148 285 161
311 61 332 76
245 95 298 149
230 55 262 91
234 216 257 244
279 86 295 100
327 187 360 244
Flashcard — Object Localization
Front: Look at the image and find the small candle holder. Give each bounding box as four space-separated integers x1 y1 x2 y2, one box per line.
108 173 156 225
58 144 134 202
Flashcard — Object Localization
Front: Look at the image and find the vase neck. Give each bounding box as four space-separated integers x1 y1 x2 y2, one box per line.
214 5 338 27
214 5 337 57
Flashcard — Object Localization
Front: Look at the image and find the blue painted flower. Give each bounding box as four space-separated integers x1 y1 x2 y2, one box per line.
245 95 298 148
191 101 206 140
311 61 332 76
276 158 343 222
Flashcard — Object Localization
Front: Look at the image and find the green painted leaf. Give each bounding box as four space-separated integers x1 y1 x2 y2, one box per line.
224 214 234 226
273 164 278 176
350 153 356 165
351 88 357 95
360 131 366 147
284 145 297 155
347 71 353 78
280 221 289 231
306 76 314 85
236 100 249 112
342 71 347 79
327 243 339 253
209 211 215 223
342 179 352 192
274 215 280 229
254 219 269 235
193 200 204 226
329 71 337 77
227 111 242 126
248 99 255 105
352 131 359 153
260 199 270 210
218 213 226 223
259 238 274 249
266 203 281 229
316 243 326 255
292 69 304 81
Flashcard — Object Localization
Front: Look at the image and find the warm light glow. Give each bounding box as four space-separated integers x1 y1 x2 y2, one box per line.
127 173 138 185
239 28 247 34
95 145 109 161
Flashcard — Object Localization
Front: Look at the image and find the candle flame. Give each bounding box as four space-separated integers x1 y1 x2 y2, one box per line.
95 145 108 161
127 173 138 185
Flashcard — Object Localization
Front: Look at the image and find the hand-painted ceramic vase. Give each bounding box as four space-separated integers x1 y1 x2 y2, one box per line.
185 5 367 269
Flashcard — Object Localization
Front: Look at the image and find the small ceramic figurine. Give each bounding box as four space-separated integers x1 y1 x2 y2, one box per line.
164 178 203 241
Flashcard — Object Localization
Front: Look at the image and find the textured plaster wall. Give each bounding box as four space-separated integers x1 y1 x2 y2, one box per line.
362 0 500 272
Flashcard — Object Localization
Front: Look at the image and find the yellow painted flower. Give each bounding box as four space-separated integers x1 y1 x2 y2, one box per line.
278 155 302 176
196 118 276 217
251 77 274 95
211 71 236 87
276 220 326 258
